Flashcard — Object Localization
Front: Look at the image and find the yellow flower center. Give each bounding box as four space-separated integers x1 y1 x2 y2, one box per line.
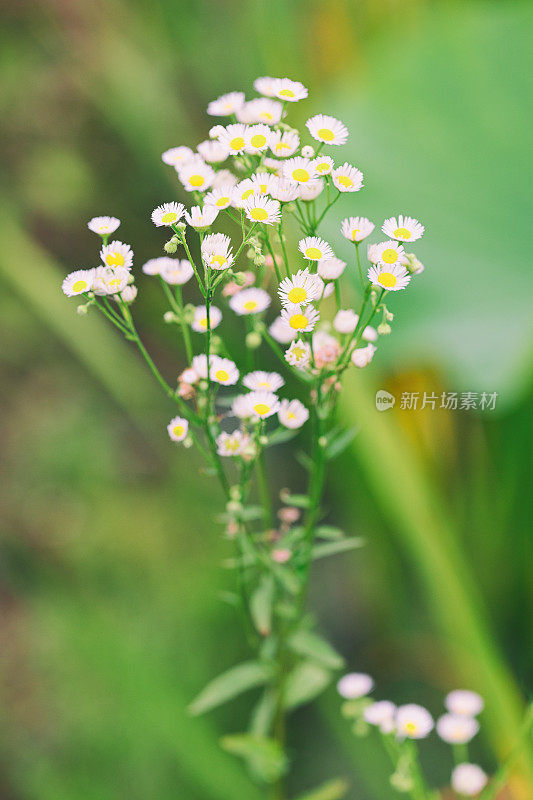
243 300 258 311
259 183 268 193
292 346 305 358
378 271 398 288
226 438 240 451
351 229 359 240
317 127 335 141
405 722 418 735
261 112 273 121
288 287 307 303
337 175 354 189
105 252 125 267
98 225 109 232
292 168 309 182
250 207 268 221
199 316 208 328
394 227 411 239
275 142 290 152
290 314 308 330
172 424 184 437
316 161 330 173
72 279 88 292
215 369 229 382
305 246 322 259
189 174 205 187
288 411 296 419
250 134 267 148
381 248 398 264
161 211 178 224
254 403 270 415
279 88 295 98
242 188 254 200
216 197 229 207
211 255 227 267
230 136 245 150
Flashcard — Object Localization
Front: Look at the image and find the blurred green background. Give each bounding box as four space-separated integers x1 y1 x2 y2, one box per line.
1 1 532 798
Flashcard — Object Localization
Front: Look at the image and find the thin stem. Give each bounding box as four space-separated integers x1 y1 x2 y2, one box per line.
158 278 193 362
355 242 365 289
277 216 291 278
172 225 205 295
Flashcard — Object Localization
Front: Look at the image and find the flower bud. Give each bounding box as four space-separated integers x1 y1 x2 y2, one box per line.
76 304 88 315
246 331 262 349
164 240 178 254
183 436 193 449
210 334 222 352
226 500 242 515
234 271 248 286
175 221 186 232
259 435 268 446
164 311 178 323
377 322 391 335
229 485 242 501
301 144 315 158
254 252 266 267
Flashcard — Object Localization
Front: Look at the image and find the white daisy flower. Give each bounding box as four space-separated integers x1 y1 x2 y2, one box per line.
337 673 374 699
382 214 425 242
332 163 364 192
201 233 234 271
451 764 488 797
280 303 320 333
334 309 359 334
211 169 239 190
232 394 252 419
167 416 189 442
232 178 257 208
191 305 222 332
217 123 250 155
245 124 271 153
351 343 376 368
299 179 324 201
306 114 349 145
207 91 245 117
162 146 194 167
217 430 250 457
283 156 317 184
278 399 309 429
243 391 281 419
237 98 283 124
298 236 334 261
254 76 278 97
117 285 137 304
313 330 341 367
100 240 134 270
229 287 271 315
312 155 334 176
159 259 194 285
368 263 411 292
272 78 308 102
62 268 95 297
191 354 211 379
185 204 219 229
278 268 323 306
372 240 408 267
87 216 120 236
363 701 397 728
243 371 285 392
268 130 300 158
395 704 434 739
92 266 130 295
210 356 239 385
142 257 172 276
151 202 186 228
341 216 375 242
437 714 479 745
285 338 312 368
196 139 229 163
445 690 484 717
243 195 281 225
250 171 279 196
318 257 347 280
177 158 215 192
272 179 300 203
203 186 235 210
269 316 297 344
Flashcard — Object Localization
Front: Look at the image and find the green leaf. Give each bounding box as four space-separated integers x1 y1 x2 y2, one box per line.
250 575 275 636
220 734 288 784
189 661 270 716
324 427 358 460
288 630 345 670
295 451 314 471
249 689 277 737
311 537 365 561
293 778 350 800
280 493 311 509
283 661 332 709
267 427 299 446
315 525 345 541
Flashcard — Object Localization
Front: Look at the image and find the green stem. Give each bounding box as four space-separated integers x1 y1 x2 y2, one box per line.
277 216 290 278
158 278 193 362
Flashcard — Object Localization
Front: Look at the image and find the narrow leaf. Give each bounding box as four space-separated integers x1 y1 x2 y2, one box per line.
280 493 311 509
283 661 332 709
221 734 288 784
250 575 275 636
189 661 270 716
315 525 345 541
267 427 299 446
324 427 358 460
311 537 365 561
293 778 350 800
249 689 277 737
289 630 345 670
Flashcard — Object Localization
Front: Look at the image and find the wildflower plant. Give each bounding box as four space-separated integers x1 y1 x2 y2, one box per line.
60 76 529 798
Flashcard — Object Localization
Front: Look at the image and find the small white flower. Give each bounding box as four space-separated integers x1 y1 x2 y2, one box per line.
341 216 375 242
254 76 278 97
229 287 271 315
437 714 479 745
268 129 300 158
242 390 281 419
196 139 229 163
210 356 239 385
250 171 279 196
334 309 359 334
232 178 257 208
337 673 374 699
191 305 222 332
332 162 364 192
203 186 236 210
185 204 219 229
211 169 239 190
367 263 411 291
278 268 323 307
62 269 95 297
245 124 271 153
298 236 334 261
151 202 186 228
285 338 312 368
312 155 334 176
362 326 378 342
313 330 341 366
372 240 408 267
160 259 194 285
364 701 397 728
100 240 133 270
167 416 189 442
269 316 297 344
92 266 130 295
162 146 194 167
281 303 320 333
217 430 250 456
207 91 245 116
118 284 137 303
451 764 488 796
445 691 484 717
191 354 210 379
217 123 249 155
201 233 234 271
306 114 349 145
351 343 376 368
237 98 283 125
87 216 120 236
301 145 315 159
180 367 198 385
177 158 215 192
232 394 252 419
243 195 281 225
272 78 308 102
283 156 317 185
395 704 434 739
243 371 285 392
278 398 309 429
142 257 172 276
299 179 324 201
318 257 346 280
382 214 425 242
272 178 300 203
